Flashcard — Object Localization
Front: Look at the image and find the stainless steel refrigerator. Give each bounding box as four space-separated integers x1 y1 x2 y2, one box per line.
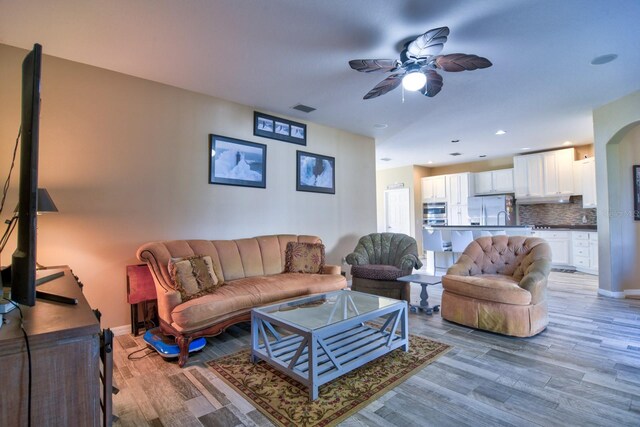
467 195 515 226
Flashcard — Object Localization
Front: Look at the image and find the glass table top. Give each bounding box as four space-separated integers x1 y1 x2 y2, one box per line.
254 290 401 330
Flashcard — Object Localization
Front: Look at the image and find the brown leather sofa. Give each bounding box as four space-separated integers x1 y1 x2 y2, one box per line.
137 234 346 366
441 235 552 337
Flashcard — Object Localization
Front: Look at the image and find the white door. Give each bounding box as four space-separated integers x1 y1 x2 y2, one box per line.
384 188 411 235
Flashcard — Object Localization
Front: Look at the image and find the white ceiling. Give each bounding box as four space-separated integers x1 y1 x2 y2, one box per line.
1 0 639 169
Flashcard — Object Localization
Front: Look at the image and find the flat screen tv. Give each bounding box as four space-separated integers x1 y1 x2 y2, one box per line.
9 43 42 306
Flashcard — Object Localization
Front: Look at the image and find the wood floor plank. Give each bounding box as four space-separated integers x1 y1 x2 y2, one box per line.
112 271 640 427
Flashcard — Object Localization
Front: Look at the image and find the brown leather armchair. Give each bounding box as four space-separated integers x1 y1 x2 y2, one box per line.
441 235 551 337
345 233 422 303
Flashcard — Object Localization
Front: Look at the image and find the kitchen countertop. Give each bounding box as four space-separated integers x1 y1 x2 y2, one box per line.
531 225 597 231
426 225 532 229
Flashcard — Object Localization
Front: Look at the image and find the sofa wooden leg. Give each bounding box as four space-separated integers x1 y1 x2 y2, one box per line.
176 336 193 367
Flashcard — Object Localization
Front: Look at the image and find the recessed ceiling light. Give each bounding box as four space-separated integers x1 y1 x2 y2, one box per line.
380 157 392 161
373 123 388 129
427 161 433 164
562 141 572 146
479 155 487 158
495 130 506 135
591 54 618 65
521 147 531 151
451 139 460 143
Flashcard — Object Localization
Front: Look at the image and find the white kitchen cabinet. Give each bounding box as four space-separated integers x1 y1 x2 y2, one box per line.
542 148 574 196
514 155 544 198
571 231 598 273
448 204 469 226
447 173 472 205
579 157 597 208
446 173 472 225
532 230 571 265
473 168 514 195
514 148 574 199
421 175 447 202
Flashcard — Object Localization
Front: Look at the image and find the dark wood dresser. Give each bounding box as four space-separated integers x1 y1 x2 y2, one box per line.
0 267 102 426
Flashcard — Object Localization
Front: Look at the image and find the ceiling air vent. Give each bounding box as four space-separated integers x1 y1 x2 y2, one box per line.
449 152 462 156
292 104 316 113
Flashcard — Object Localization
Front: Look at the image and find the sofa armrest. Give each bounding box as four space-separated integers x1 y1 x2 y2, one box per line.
155 287 182 324
321 264 342 275
446 254 475 276
398 253 423 272
518 259 550 304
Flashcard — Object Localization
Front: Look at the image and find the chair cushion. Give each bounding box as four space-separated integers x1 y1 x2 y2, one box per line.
170 273 346 332
350 264 405 281
442 273 531 306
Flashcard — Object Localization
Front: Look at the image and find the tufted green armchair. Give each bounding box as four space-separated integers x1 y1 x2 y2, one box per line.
345 233 423 303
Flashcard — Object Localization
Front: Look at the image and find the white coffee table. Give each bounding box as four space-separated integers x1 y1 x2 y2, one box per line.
251 290 409 401
397 274 442 315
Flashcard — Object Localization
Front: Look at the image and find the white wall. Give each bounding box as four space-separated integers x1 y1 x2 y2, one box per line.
0 44 377 327
593 90 640 296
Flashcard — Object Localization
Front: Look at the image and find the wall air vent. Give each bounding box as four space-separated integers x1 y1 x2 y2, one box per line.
449 152 462 156
292 104 316 113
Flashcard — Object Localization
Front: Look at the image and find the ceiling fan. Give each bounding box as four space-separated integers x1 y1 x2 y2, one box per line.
348 26 492 99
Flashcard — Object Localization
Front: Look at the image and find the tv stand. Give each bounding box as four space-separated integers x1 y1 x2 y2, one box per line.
0 267 102 425
36 270 77 304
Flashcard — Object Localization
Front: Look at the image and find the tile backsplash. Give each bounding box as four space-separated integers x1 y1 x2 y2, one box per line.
517 196 597 226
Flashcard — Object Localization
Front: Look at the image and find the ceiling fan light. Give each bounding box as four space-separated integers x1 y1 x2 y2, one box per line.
402 71 426 91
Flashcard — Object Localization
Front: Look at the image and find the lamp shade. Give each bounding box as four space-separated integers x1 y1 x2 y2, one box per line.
36 188 58 213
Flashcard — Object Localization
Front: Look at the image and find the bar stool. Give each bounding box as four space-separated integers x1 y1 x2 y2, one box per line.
422 229 452 274
451 230 474 262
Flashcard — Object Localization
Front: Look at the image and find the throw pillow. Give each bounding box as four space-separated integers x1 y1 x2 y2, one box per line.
284 242 325 274
168 255 223 302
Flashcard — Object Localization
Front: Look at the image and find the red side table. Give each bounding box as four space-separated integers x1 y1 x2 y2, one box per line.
126 264 157 336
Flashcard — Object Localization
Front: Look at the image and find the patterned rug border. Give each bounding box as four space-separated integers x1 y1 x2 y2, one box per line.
207 334 452 427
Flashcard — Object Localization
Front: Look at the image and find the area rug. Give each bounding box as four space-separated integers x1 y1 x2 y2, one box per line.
207 334 451 427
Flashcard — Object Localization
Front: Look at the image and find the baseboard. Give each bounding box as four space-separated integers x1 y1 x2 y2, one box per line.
598 288 626 298
110 324 131 336
623 289 640 298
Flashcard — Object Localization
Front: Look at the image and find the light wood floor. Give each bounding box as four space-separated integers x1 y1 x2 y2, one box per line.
112 271 640 426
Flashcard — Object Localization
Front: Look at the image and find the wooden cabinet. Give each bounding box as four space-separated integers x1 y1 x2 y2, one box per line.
532 230 571 265
473 168 514 195
421 175 447 202
514 148 575 199
446 173 472 225
447 173 471 205
542 148 574 196
579 157 597 207
514 155 544 198
0 268 101 426
572 231 598 273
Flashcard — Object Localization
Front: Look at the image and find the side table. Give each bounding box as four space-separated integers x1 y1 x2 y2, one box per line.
397 274 441 315
126 264 157 335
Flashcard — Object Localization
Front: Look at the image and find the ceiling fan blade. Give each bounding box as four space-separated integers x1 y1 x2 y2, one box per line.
420 70 443 97
434 54 493 72
406 27 450 59
363 74 403 99
349 59 401 73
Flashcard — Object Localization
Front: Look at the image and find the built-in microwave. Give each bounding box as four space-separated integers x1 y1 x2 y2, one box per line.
423 202 447 226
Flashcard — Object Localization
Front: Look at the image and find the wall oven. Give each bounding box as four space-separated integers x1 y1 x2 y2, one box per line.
423 202 447 226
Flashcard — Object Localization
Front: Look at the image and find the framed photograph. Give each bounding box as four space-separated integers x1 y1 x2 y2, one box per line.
209 134 266 188
296 150 335 194
634 165 640 221
254 111 307 145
